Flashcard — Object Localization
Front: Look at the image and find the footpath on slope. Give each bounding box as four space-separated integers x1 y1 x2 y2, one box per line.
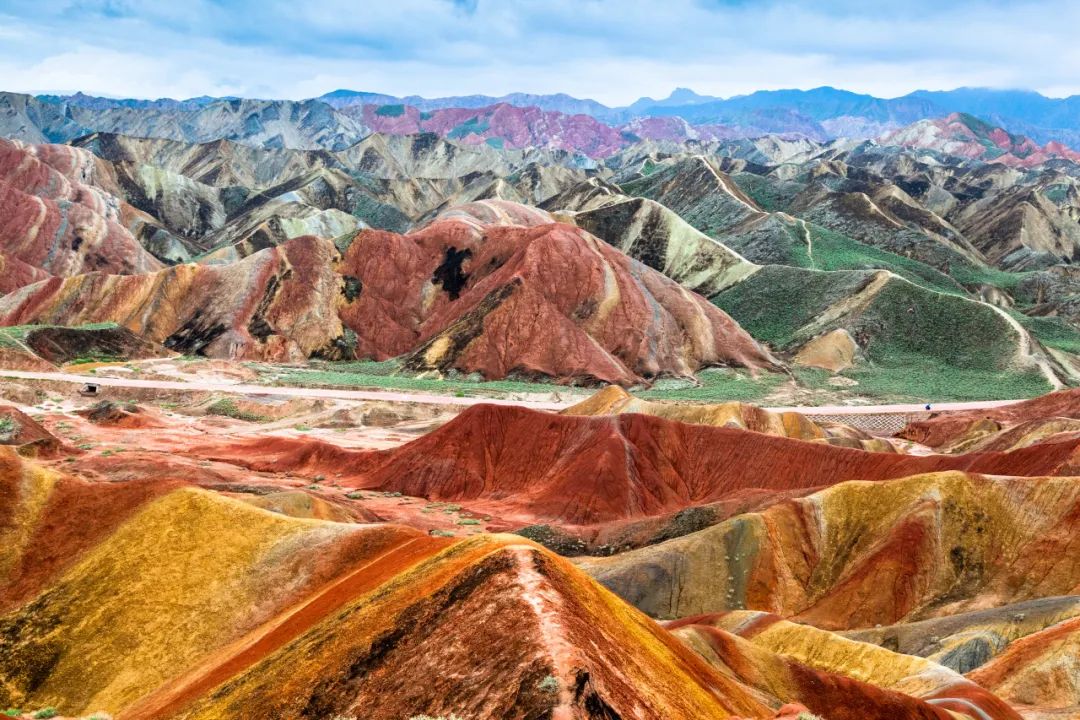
0 368 1029 416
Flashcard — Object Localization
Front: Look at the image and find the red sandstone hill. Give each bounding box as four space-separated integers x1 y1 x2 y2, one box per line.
0 138 162 289
899 388 1080 448
338 205 776 384
199 404 1080 526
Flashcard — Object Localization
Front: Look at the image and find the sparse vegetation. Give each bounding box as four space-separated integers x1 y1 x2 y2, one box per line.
538 675 559 693
32 709 58 719
0 416 16 438
457 518 482 526
256 359 586 400
206 398 267 422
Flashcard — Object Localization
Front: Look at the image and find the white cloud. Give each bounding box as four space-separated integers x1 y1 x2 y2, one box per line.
2 0 1080 102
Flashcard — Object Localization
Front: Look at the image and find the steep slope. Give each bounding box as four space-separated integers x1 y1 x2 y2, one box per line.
200 406 1080 527
967 615 1080 718
669 611 1021 720
0 235 347 361
0 449 770 720
337 201 775 384
580 471 1080 624
0 138 164 284
545 180 760 295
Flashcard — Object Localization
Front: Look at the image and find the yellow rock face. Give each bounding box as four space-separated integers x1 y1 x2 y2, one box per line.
793 328 858 372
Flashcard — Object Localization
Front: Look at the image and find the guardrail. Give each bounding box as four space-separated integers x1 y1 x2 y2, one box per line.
801 412 930 435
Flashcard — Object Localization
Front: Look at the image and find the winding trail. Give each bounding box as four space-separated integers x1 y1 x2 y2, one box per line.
0 368 1029 416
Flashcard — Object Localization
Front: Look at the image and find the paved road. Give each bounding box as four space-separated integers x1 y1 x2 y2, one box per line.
0 368 1030 415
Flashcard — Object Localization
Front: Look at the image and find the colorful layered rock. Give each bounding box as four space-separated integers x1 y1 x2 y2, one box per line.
337 206 777 385
580 471 1080 624
563 386 895 452
0 235 347 361
198 405 1080 527
0 448 770 720
668 611 1021 720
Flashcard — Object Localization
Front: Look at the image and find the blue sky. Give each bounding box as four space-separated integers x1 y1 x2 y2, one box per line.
1 0 1078 103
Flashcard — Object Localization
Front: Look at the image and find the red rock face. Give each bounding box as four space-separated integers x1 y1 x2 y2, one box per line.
338 213 776 384
199 404 1080 527
899 388 1080 447
361 102 628 157
0 138 162 281
880 113 1080 167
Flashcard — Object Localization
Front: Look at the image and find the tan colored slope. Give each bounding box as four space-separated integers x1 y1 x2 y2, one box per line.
580 471 1080 626
563 385 894 451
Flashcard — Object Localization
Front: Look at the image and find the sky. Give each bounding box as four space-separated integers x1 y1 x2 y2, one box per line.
1 0 1079 104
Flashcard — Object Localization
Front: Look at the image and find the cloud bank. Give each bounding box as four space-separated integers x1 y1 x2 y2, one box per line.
1 0 1078 103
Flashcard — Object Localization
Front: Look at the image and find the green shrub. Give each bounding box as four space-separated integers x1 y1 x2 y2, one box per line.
538 675 559 693
206 398 266 422
0 416 15 438
457 518 482 526
32 709 58 719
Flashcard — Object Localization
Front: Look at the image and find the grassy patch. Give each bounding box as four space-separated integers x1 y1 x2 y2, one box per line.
637 367 787 402
712 265 873 349
839 356 1052 402
260 359 585 399
206 398 268 422
1010 311 1080 354
806 225 962 294
0 322 120 349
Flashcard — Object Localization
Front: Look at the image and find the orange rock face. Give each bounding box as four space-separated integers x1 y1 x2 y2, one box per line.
338 214 776 384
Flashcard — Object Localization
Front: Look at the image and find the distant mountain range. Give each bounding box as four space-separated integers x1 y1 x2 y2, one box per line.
6 86 1080 160
23 86 1080 149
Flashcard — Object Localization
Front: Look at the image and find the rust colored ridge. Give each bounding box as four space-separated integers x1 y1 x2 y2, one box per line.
0 138 163 285
0 405 61 456
899 388 1080 448
581 471 1080 627
667 611 1021 720
200 404 1080 526
564 385 894 451
0 448 184 611
337 210 777 385
0 235 348 361
129 536 769 720
967 614 1080 714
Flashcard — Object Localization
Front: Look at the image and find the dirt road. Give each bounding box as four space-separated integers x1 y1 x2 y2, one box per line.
0 369 1029 415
